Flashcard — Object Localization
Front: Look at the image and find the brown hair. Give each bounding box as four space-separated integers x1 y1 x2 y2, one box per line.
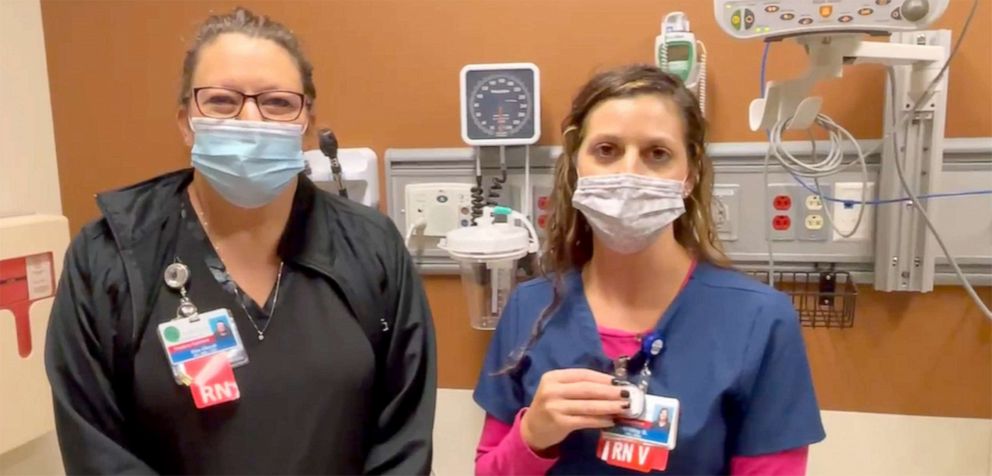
177 7 316 107
502 64 729 372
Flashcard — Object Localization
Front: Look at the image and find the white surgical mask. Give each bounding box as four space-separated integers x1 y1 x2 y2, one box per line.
572 173 687 254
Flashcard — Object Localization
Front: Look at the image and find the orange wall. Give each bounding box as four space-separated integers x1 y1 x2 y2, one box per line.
41 0 991 418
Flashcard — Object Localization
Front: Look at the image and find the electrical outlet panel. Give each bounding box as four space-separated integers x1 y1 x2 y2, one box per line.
404 183 474 237
712 184 741 241
797 184 832 242
766 183 834 242
767 184 796 241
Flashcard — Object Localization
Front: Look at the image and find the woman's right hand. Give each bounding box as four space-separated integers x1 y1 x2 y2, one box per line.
520 368 629 453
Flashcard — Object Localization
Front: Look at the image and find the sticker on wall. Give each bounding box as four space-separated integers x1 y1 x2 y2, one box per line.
0 252 55 357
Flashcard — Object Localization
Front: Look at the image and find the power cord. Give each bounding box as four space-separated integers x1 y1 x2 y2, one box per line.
792 174 992 206
658 30 668 71
867 0 979 159
697 40 708 117
405 218 428 259
524 145 532 221
768 113 871 239
886 65 992 320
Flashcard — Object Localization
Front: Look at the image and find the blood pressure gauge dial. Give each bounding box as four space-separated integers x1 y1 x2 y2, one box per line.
460 63 541 146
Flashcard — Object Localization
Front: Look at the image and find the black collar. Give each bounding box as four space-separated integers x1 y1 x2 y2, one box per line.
96 168 338 277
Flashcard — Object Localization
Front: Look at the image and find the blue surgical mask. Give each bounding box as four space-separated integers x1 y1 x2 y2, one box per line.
190 117 305 208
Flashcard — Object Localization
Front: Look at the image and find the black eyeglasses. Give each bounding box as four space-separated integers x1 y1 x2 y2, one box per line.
193 87 307 122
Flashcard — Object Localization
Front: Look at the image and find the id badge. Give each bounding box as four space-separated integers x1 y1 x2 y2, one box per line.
598 395 680 472
157 309 249 385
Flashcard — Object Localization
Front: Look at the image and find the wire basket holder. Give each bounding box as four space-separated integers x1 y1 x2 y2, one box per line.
747 267 857 328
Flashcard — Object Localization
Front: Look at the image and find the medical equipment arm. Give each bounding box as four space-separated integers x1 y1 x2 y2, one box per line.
734 0 990 319
753 36 944 132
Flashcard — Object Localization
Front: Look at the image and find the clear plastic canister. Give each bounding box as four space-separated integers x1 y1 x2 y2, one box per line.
443 222 530 330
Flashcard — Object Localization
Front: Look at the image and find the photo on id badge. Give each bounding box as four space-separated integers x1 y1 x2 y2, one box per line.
210 315 237 348
606 396 680 450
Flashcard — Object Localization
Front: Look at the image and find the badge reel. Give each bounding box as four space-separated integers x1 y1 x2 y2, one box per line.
157 262 249 386
598 338 680 473
165 262 198 320
614 357 647 419
620 337 665 419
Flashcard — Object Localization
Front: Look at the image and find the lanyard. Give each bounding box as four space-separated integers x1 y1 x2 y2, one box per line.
613 330 665 392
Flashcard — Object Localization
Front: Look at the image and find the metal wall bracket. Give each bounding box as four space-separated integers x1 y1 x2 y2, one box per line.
874 30 951 292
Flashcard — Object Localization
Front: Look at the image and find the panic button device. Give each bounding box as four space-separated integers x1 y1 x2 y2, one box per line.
0 252 55 357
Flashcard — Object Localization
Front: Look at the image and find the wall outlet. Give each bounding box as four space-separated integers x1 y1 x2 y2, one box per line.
712 184 741 241
773 194 793 210
832 182 875 241
798 185 832 241
767 184 796 241
531 185 553 237
773 215 792 230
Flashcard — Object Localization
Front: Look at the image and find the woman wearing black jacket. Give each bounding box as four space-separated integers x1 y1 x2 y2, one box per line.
45 8 436 475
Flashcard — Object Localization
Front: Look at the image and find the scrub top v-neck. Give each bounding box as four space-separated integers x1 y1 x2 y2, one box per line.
127 194 377 475
474 263 825 475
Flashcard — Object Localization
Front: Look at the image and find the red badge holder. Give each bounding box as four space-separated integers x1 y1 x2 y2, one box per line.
185 353 241 409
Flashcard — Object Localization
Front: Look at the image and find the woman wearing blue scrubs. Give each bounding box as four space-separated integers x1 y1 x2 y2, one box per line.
474 65 825 475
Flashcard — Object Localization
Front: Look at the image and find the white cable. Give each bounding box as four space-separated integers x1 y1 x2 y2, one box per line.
865 0 979 161
474 146 482 178
770 115 861 177
658 32 668 71
768 113 870 239
696 40 707 117
524 145 531 221
404 219 427 248
499 145 507 175
764 112 868 283
886 66 992 321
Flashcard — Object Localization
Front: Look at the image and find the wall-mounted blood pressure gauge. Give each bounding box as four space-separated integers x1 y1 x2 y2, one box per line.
460 63 540 146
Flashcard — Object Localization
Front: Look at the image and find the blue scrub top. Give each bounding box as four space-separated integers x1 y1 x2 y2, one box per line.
474 262 826 475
